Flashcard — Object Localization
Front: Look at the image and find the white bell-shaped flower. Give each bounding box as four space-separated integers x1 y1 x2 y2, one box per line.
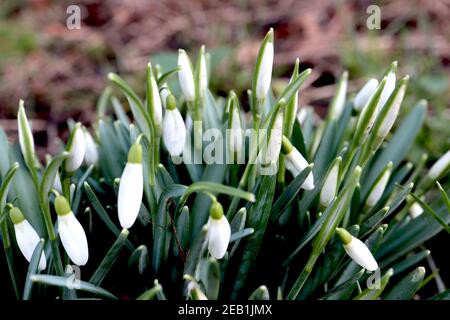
206 201 230 259
178 49 196 102
282 136 314 190
65 124 86 172
354 78 378 111
55 196 89 266
83 128 98 166
320 157 341 206
255 28 274 100
10 207 46 270
366 162 392 207
163 95 187 157
428 150 450 180
118 141 144 229
336 228 378 271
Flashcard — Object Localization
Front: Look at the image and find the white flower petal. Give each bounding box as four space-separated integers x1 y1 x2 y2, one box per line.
409 202 424 219
66 127 86 172
118 163 144 229
14 220 46 270
229 107 243 154
207 216 231 259
58 213 89 266
84 130 98 166
428 150 450 180
344 236 378 271
178 50 196 102
320 161 339 206
354 78 378 111
163 109 187 156
377 83 406 139
265 112 283 164
366 167 391 207
377 72 396 113
256 42 274 100
151 75 163 126
285 148 314 190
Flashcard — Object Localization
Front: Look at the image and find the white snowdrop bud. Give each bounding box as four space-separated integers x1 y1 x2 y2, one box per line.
160 86 170 109
264 110 283 165
377 72 396 114
228 94 243 154
320 157 341 207
55 196 89 266
198 45 208 99
163 95 187 157
185 113 193 133
281 136 314 190
10 207 46 270
255 29 274 100
83 129 98 166
354 78 378 111
65 124 86 172
17 100 35 166
329 71 348 119
366 162 393 207
178 49 196 102
207 201 230 259
187 281 208 300
427 150 450 180
118 141 144 229
336 228 378 271
409 202 424 219
147 63 163 127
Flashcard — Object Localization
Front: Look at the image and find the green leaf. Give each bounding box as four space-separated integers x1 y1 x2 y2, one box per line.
0 162 19 213
354 269 393 300
199 258 220 300
229 207 246 257
429 289 450 300
23 239 45 300
383 266 425 300
89 229 129 286
84 182 134 251
128 245 148 275
4 247 20 299
157 67 181 87
172 206 189 257
249 285 270 300
39 152 69 205
230 228 254 242
270 164 313 223
436 181 450 214
231 174 276 299
387 250 430 275
410 192 450 234
0 128 10 176
96 86 112 119
31 274 117 300
137 280 164 300
184 226 208 277
320 269 364 300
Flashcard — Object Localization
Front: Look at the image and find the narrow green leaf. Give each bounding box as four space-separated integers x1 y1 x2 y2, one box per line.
230 228 254 242
410 192 450 234
157 67 181 87
184 226 208 276
383 266 425 300
249 285 270 300
23 239 45 300
128 245 148 275
354 269 393 300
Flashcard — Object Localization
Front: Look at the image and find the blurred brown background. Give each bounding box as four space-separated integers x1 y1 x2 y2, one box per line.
0 0 449 159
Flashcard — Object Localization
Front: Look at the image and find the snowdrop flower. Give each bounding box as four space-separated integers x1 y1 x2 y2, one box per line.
160 86 170 109
65 124 86 172
427 150 450 180
281 136 314 190
178 49 196 102
329 71 348 119
206 201 230 259
83 128 98 166
320 157 341 207
254 28 274 100
366 162 392 207
163 95 187 157
409 202 424 219
54 195 89 266
264 110 283 165
228 95 243 154
147 63 163 128
17 100 35 166
10 207 46 270
336 227 378 271
118 140 144 229
198 45 208 99
354 78 378 111
376 76 408 140
377 72 396 114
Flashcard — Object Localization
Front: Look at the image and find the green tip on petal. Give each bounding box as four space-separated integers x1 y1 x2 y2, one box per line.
166 94 177 110
127 142 142 164
55 196 72 216
209 201 224 220
9 207 25 224
281 136 293 155
336 227 352 245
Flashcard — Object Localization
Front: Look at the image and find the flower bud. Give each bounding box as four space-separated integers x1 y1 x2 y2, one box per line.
255 29 274 100
17 100 35 166
198 45 208 98
55 196 89 266
207 201 230 259
228 94 243 154
329 71 348 119
147 63 163 128
83 128 98 166
320 157 341 207
336 228 378 271
427 150 450 180
281 136 314 190
366 162 392 207
409 202 424 219
377 72 396 113
118 141 144 229
187 281 208 300
264 110 283 165
10 207 46 270
163 95 186 156
65 124 86 172
354 78 378 111
178 49 196 102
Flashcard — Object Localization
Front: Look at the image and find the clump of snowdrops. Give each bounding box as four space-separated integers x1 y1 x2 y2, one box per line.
0 29 449 300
